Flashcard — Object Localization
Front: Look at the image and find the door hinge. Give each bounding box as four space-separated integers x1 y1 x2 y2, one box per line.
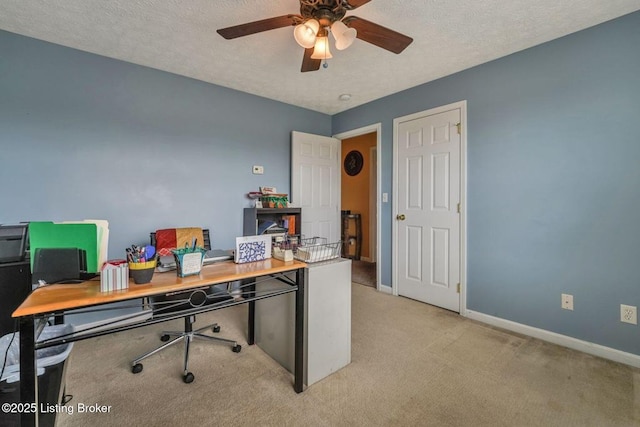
456 123 461 134
457 202 461 214
457 283 461 293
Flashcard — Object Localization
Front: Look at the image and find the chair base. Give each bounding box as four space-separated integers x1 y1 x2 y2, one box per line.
131 316 241 383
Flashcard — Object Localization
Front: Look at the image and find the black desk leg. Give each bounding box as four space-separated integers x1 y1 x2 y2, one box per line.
294 267 305 393
247 281 256 345
53 312 64 324
19 316 38 427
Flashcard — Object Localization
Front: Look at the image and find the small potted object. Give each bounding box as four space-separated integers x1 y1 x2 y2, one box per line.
127 245 156 285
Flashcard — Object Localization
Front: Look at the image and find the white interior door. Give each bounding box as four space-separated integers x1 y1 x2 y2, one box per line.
291 131 340 242
394 106 462 312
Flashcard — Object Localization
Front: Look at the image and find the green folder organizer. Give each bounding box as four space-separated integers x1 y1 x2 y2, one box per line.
29 222 99 273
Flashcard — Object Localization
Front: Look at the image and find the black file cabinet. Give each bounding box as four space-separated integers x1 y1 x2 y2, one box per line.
0 261 31 336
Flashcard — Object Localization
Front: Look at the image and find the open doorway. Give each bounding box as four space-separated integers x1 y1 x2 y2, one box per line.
335 126 380 289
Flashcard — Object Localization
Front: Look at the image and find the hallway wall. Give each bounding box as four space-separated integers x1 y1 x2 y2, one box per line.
341 132 376 260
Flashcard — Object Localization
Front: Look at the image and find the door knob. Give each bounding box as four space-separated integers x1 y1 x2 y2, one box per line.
396 214 406 221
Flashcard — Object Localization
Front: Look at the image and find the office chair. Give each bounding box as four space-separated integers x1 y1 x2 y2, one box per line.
131 228 241 384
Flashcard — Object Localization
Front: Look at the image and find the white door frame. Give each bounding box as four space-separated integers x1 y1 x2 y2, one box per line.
392 101 468 315
369 145 377 263
333 123 382 291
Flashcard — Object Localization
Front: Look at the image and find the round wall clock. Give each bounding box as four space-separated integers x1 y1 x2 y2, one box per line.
344 150 364 176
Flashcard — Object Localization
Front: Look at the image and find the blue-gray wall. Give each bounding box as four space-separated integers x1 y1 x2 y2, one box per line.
0 30 331 256
2 11 639 357
333 11 640 356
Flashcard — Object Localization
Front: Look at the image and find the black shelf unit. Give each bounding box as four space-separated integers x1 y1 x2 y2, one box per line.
243 208 302 237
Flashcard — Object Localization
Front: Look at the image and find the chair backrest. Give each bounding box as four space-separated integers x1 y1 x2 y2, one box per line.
150 228 211 256
148 228 226 311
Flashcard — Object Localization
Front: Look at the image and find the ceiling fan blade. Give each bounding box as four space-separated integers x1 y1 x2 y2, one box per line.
301 47 321 73
217 15 299 39
344 0 372 9
344 16 413 54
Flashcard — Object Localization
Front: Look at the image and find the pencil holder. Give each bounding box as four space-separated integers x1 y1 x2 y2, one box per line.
172 247 206 277
129 259 157 284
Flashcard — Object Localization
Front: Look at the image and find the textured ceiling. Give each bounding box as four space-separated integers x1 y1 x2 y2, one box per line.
1 0 639 114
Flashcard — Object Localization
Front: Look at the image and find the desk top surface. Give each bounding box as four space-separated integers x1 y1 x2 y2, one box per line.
13 259 306 318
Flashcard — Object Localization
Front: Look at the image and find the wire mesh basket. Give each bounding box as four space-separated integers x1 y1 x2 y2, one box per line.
274 236 342 263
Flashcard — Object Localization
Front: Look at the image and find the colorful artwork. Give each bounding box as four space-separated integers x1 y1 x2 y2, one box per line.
235 235 272 263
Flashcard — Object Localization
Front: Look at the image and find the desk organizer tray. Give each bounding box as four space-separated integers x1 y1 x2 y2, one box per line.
294 242 341 263
277 237 342 263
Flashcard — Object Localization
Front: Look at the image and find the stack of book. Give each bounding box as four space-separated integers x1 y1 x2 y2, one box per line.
282 215 296 235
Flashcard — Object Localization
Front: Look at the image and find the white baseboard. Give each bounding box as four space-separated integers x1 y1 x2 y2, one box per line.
378 284 393 295
465 310 640 368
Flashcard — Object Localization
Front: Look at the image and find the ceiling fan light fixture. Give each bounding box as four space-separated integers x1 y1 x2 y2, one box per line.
310 35 333 60
217 1 414 73
294 19 320 49
331 20 357 50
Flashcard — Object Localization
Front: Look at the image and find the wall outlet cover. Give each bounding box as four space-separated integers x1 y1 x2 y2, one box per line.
620 304 637 325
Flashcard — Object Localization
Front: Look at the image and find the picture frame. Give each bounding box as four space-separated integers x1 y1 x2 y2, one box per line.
235 235 272 264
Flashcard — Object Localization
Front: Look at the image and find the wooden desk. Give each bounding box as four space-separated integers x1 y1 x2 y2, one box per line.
13 259 306 427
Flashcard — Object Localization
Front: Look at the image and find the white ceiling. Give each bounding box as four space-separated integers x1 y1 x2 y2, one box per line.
1 0 639 114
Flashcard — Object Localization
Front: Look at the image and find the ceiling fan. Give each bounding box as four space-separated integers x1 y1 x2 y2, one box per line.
217 0 413 72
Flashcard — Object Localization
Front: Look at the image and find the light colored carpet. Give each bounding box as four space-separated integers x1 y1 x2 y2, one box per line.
57 283 639 427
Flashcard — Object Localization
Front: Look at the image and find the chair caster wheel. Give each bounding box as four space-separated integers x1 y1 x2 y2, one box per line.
132 363 143 374
232 344 242 353
160 334 170 342
212 325 221 333
183 372 194 384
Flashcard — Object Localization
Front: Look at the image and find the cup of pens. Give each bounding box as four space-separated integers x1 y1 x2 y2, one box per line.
171 241 206 278
127 245 157 285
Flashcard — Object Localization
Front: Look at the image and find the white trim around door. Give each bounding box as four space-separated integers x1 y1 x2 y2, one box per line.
333 123 382 291
392 101 467 315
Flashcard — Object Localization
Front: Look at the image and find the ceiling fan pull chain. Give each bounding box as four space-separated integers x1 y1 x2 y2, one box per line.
323 28 330 69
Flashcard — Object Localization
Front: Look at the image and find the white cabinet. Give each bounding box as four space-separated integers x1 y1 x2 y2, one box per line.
254 258 351 386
